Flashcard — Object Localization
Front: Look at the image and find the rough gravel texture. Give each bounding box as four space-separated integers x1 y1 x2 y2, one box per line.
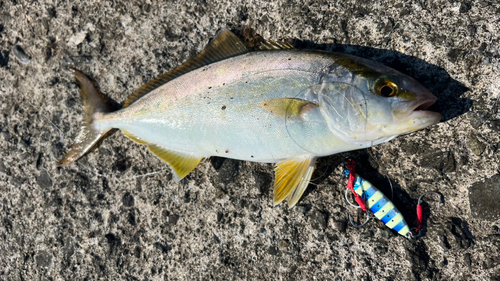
1 0 500 280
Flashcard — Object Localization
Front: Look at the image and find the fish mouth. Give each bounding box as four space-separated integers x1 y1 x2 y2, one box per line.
409 92 437 112
412 99 436 112
406 95 441 125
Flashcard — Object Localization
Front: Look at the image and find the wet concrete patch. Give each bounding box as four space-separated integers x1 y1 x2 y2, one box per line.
469 174 500 221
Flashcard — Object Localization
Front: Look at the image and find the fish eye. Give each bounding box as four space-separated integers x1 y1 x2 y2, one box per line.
374 78 398 97
380 85 394 97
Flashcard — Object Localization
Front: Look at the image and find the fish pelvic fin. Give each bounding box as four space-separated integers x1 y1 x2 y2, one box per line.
148 145 203 181
57 69 115 166
274 156 316 208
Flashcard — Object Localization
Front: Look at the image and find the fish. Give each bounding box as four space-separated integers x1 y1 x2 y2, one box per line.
58 30 441 208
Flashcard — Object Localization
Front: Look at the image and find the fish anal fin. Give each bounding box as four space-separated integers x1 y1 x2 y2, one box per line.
260 98 317 120
148 145 203 181
274 156 316 208
123 30 248 108
122 130 148 145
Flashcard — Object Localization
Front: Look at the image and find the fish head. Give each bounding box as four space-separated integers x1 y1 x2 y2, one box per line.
318 55 441 146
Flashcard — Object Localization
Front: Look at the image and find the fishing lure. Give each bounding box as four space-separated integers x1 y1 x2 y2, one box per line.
343 160 442 240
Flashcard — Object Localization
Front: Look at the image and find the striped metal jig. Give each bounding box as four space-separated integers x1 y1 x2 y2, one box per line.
346 173 411 238
342 160 442 240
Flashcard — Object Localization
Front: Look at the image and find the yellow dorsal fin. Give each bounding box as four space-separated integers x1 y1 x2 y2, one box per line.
258 39 295 50
260 98 317 120
274 156 316 208
148 145 203 181
123 30 249 108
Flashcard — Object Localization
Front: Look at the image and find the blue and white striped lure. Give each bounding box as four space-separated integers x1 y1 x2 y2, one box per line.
348 174 411 238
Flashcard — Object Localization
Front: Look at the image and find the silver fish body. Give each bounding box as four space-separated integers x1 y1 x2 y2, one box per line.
60 30 440 208
98 50 438 162
101 51 365 162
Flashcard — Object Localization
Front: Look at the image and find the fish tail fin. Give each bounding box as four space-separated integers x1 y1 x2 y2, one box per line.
57 69 115 166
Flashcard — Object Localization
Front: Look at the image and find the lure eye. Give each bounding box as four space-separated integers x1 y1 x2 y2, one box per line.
374 78 398 97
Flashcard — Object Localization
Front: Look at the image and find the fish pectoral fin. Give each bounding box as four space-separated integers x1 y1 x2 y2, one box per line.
260 98 317 120
274 156 316 208
147 145 203 182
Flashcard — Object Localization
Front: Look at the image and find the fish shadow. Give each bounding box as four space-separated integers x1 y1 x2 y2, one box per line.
293 39 472 123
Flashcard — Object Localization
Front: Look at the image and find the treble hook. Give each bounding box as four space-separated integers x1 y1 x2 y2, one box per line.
345 188 360 208
417 191 443 210
345 188 374 227
411 191 443 238
348 210 372 228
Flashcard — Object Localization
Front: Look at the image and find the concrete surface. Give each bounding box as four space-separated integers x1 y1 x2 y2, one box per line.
1 0 499 280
